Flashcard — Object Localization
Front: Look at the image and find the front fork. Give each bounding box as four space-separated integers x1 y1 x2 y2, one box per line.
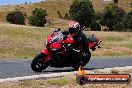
41 49 52 64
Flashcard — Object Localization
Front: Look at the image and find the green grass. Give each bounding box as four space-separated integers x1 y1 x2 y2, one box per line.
127 44 132 48
47 78 68 86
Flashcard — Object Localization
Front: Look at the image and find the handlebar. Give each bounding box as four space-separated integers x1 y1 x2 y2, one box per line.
54 28 61 33
80 26 86 30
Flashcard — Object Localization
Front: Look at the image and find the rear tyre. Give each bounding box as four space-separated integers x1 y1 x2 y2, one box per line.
31 53 49 72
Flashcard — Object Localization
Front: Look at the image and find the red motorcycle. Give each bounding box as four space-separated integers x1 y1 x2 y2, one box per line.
31 29 101 72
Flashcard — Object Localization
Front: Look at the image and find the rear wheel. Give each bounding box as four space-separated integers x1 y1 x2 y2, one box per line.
31 53 49 72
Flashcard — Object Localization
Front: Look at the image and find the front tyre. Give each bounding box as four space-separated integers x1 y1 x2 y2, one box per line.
31 53 49 72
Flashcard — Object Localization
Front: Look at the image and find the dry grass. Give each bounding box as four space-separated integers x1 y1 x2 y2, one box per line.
0 23 52 58
47 78 68 86
92 0 132 12
0 0 131 23
0 23 132 58
0 69 132 88
0 0 73 23
85 31 132 56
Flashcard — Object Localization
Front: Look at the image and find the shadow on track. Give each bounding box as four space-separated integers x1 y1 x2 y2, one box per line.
40 67 99 73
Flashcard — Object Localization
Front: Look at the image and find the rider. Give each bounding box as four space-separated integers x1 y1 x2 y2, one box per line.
62 21 89 53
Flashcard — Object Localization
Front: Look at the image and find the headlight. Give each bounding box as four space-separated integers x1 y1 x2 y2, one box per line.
45 39 48 45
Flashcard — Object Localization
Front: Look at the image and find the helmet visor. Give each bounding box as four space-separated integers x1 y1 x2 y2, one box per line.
69 28 77 34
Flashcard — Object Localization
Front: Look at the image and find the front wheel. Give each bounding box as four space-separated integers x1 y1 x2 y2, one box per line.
31 53 49 72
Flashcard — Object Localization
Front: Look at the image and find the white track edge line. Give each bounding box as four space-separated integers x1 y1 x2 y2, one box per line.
0 66 132 83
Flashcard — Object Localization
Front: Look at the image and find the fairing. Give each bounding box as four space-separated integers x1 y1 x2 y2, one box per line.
87 36 99 49
41 49 50 55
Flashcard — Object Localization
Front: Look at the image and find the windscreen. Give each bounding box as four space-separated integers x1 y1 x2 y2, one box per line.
87 36 97 42
50 32 63 43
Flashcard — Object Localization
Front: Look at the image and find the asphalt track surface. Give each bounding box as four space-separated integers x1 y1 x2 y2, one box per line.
0 57 132 79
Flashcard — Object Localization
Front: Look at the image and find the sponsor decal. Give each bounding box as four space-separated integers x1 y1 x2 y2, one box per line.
76 66 131 85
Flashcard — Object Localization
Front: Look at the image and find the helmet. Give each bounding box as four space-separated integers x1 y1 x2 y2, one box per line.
69 21 80 34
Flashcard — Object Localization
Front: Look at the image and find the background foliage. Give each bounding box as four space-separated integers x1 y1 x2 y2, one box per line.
28 8 47 27
69 0 95 28
6 11 25 25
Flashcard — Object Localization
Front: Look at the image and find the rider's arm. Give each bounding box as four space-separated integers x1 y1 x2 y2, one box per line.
80 32 89 52
62 30 69 35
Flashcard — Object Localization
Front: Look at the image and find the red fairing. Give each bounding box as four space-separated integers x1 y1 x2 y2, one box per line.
46 33 59 47
88 36 99 49
62 37 75 44
41 49 51 63
95 36 100 41
89 42 97 49
41 49 50 55
46 36 52 47
44 55 51 64
50 42 61 49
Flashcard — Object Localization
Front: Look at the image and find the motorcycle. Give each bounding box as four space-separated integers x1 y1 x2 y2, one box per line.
31 29 101 72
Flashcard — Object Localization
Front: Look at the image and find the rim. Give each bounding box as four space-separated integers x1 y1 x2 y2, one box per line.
35 58 43 69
